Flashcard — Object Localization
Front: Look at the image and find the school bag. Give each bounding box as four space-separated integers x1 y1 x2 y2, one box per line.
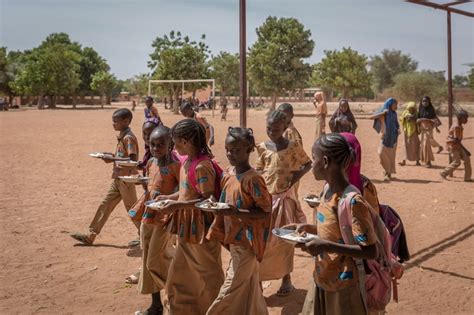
329 184 403 312
187 154 223 199
379 204 410 263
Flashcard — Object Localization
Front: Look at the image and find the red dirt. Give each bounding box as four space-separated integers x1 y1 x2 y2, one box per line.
0 105 473 314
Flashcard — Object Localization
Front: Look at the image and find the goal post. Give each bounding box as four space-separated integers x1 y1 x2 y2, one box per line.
148 79 216 117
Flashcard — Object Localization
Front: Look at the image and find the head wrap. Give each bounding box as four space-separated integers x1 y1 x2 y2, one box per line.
418 96 437 119
373 98 399 148
340 132 363 191
329 99 358 133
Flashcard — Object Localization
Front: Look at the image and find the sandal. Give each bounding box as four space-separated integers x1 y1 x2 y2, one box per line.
128 239 141 248
276 284 295 296
125 271 140 284
70 232 94 245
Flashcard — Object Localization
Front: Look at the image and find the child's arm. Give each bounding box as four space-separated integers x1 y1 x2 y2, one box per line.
290 161 311 187
298 238 377 260
209 124 215 146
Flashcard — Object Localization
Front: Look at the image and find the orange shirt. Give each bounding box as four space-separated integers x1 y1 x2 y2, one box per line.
446 123 463 150
313 192 377 291
207 168 272 261
141 159 181 225
166 159 217 243
113 128 139 179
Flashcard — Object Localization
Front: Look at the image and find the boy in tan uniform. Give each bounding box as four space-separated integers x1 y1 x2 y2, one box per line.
71 108 140 245
440 109 472 182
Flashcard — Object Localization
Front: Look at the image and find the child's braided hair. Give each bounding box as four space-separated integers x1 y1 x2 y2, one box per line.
456 108 468 119
316 133 355 169
227 127 256 150
171 118 212 157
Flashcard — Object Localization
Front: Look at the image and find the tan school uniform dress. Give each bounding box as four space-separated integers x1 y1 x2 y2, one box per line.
163 159 225 315
206 168 272 315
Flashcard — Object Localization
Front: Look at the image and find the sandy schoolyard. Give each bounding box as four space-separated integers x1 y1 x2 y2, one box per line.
0 104 473 314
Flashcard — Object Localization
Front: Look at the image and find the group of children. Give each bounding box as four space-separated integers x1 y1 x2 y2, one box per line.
69 95 468 315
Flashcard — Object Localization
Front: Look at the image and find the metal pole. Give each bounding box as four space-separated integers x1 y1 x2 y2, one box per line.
447 11 453 128
239 0 247 128
212 79 215 118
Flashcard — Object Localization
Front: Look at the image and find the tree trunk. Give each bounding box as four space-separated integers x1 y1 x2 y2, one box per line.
37 94 45 110
106 94 111 105
8 94 13 108
172 88 180 114
269 92 277 111
51 95 57 108
73 93 77 109
100 93 105 109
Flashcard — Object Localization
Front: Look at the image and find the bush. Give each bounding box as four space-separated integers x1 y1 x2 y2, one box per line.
393 71 447 109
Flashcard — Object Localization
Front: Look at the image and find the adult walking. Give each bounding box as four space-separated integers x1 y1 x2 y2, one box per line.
417 96 442 168
313 91 327 141
370 98 400 182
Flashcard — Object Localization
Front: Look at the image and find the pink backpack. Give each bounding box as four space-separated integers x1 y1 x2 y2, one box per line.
327 184 403 312
186 154 223 199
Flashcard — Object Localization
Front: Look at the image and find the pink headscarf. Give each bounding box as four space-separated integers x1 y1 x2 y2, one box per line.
341 132 363 191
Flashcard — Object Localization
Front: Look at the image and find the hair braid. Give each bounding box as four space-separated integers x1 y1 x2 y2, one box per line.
171 119 213 157
316 133 354 169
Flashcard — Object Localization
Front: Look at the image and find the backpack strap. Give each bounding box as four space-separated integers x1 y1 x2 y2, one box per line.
336 184 369 314
187 154 209 195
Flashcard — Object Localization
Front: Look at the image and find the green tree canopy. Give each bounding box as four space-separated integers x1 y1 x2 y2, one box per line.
12 43 81 108
453 75 468 88
124 73 150 99
91 71 117 108
79 47 109 95
149 31 210 112
312 47 371 99
393 71 447 106
248 16 314 110
369 49 418 92
209 52 239 98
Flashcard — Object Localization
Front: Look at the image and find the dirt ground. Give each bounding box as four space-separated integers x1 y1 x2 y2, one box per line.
0 103 473 315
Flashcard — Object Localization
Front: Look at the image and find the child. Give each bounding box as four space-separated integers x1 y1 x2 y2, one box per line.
329 99 358 134
441 109 472 182
370 98 400 182
220 97 228 121
159 119 224 314
129 126 180 315
137 118 162 176
256 110 311 296
180 101 215 146
313 91 327 140
417 96 442 168
206 127 271 315
278 103 303 147
70 108 139 245
144 96 161 122
294 133 378 315
399 102 420 166
132 100 137 111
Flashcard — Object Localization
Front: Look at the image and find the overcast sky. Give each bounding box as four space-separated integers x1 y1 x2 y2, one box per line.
1 0 473 79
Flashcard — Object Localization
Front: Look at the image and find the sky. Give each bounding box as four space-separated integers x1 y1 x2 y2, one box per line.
1 0 473 80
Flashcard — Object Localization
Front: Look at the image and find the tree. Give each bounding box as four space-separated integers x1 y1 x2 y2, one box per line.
209 52 239 99
125 73 149 100
469 68 474 90
12 44 81 108
149 31 210 113
393 71 447 106
369 49 418 92
453 75 468 88
91 71 117 108
78 47 109 96
312 47 371 99
248 16 314 110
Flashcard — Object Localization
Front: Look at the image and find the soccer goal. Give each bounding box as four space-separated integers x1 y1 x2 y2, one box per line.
148 79 216 116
